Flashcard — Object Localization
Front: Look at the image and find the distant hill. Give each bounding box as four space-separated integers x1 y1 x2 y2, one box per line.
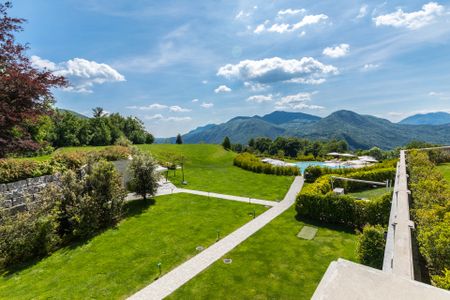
258 111 321 125
399 112 450 125
164 110 450 149
57 108 89 119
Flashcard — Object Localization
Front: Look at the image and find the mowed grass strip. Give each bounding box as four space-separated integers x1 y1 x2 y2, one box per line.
348 187 393 200
169 207 357 300
0 193 266 300
437 163 450 183
138 144 294 201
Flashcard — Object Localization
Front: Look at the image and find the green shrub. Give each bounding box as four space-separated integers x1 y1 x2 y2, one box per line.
0 159 54 183
432 269 450 290
356 225 386 269
407 150 450 288
114 136 133 147
51 152 88 170
296 190 391 229
233 153 299 176
98 146 131 161
0 187 60 269
128 152 160 200
304 159 397 183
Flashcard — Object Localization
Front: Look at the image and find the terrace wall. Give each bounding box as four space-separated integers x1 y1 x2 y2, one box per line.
0 174 60 211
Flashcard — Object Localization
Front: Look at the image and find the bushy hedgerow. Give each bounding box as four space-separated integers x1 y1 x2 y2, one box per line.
297 165 393 229
296 191 391 229
0 160 126 270
304 159 397 183
356 225 386 269
0 187 60 268
233 153 299 176
0 146 132 184
0 159 55 184
407 150 450 289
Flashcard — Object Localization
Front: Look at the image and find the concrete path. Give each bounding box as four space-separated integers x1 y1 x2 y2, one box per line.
176 188 277 207
128 176 304 300
126 180 277 207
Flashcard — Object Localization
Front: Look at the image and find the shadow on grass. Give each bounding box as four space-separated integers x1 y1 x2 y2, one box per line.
2 198 157 277
294 213 356 235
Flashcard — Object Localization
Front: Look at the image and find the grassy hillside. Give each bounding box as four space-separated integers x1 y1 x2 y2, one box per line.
169 206 357 299
138 144 294 201
0 194 266 299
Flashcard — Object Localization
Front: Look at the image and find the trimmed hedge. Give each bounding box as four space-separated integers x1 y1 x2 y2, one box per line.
233 153 299 176
407 150 450 289
304 159 397 183
0 146 131 184
356 225 386 269
0 160 54 184
296 191 391 229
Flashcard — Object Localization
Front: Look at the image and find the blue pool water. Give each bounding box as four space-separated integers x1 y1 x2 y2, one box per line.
295 161 349 174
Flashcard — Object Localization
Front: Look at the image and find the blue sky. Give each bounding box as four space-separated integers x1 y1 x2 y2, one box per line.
12 0 450 137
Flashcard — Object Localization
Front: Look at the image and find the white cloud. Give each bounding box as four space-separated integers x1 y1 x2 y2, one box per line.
214 85 232 93
192 98 199 103
357 4 368 19
169 105 191 112
145 114 164 120
235 10 245 19
362 63 380 70
429 91 443 96
145 114 192 122
255 14 328 34
202 80 208 84
244 81 269 92
388 112 404 116
277 9 305 17
31 55 56 70
31 56 125 93
126 103 168 110
275 92 324 110
217 57 338 84
373 2 445 30
323 44 350 58
285 78 326 84
200 102 214 108
254 24 266 34
246 94 273 103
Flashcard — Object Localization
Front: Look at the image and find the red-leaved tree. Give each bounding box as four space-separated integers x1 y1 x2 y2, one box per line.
0 1 66 157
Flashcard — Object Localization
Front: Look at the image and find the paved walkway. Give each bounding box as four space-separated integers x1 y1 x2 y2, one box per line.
126 181 277 207
176 188 277 207
128 176 304 300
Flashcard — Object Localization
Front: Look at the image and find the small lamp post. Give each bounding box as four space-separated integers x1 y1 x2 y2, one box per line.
157 262 162 277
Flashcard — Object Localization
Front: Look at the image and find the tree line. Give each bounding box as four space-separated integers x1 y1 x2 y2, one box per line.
7 108 154 157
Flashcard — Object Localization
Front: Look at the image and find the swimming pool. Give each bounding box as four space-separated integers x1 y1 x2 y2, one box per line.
295 161 350 174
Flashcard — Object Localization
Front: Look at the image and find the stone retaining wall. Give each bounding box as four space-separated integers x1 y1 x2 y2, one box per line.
0 175 59 210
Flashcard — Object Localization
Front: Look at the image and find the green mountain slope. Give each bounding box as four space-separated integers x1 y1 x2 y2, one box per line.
399 112 450 125
174 110 450 149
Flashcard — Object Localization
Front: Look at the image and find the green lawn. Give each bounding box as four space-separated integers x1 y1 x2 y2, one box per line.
437 163 450 183
169 207 357 299
0 193 266 300
348 187 393 200
137 144 294 201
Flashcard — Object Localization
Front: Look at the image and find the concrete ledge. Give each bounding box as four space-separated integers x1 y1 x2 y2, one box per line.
312 259 450 300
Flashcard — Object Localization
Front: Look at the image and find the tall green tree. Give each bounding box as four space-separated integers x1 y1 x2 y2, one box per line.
222 136 231 150
0 2 66 157
128 152 160 200
175 134 183 144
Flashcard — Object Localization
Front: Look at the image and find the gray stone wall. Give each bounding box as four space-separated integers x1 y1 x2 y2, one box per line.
0 175 59 210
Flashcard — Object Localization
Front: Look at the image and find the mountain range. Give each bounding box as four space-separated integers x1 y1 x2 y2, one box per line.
399 112 450 125
157 110 450 149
